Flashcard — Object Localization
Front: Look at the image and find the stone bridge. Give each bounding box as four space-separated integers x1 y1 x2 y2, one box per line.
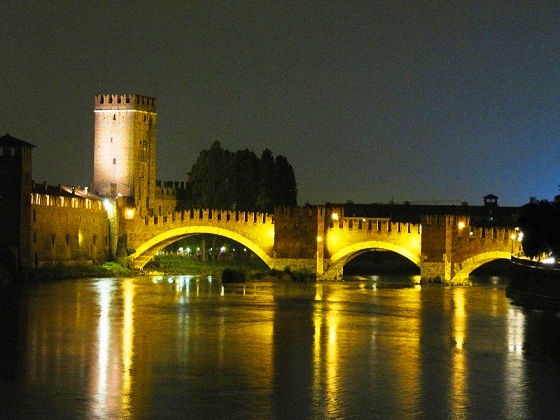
114 203 517 283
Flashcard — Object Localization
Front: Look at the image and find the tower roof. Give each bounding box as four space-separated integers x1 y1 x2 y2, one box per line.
0 133 36 148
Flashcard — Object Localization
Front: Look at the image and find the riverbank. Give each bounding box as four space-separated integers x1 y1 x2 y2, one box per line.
0 256 316 285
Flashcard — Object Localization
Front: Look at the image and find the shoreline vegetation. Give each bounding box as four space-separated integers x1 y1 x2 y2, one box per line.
0 257 316 285
1 255 510 286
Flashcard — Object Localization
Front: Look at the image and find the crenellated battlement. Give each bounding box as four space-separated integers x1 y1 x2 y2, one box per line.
155 180 188 197
135 208 274 226
94 94 157 112
332 216 422 234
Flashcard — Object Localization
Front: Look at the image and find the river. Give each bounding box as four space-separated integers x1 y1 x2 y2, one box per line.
2 274 560 419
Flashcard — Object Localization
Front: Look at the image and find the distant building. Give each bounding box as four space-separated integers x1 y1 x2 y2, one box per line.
0 134 35 270
333 194 518 227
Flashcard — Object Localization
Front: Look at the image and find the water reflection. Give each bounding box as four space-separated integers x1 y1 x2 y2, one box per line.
4 276 560 418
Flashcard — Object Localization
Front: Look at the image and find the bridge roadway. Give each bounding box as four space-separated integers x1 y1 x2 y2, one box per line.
118 206 515 283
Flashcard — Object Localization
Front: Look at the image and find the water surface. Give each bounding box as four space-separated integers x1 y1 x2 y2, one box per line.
2 275 560 419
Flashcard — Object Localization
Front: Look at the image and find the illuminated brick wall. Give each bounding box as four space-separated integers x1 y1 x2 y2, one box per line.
30 187 110 267
93 94 157 216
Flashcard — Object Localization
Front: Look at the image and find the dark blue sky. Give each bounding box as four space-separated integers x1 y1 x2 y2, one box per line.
2 1 559 206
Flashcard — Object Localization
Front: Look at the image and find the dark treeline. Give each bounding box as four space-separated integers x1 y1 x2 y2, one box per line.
185 141 297 213
518 197 560 259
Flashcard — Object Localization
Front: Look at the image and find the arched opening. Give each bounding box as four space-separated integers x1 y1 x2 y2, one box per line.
344 249 420 277
469 258 512 286
130 226 274 271
324 240 421 281
449 252 512 285
143 233 269 273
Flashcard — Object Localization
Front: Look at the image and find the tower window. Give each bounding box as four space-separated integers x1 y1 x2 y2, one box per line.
113 158 117 165
113 114 116 120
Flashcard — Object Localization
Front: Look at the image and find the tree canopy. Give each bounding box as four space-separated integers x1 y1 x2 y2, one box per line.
186 141 297 213
518 197 560 259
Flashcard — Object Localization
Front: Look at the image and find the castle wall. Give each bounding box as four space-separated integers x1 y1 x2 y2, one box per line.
30 192 110 267
152 180 190 214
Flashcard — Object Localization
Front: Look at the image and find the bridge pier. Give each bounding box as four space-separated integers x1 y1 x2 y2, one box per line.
420 262 445 282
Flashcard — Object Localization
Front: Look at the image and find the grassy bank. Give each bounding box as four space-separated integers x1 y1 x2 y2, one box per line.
144 255 316 282
144 255 267 276
0 255 317 285
0 262 134 284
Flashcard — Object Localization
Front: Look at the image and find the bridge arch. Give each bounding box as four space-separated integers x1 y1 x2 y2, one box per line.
451 251 511 283
129 226 274 270
324 240 421 280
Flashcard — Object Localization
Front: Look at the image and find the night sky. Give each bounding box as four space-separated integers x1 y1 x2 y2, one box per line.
2 1 559 207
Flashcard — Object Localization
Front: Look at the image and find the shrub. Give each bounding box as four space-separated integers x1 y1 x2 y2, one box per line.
221 268 246 283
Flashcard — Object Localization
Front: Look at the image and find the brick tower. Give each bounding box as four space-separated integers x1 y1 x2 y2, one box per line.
93 94 157 214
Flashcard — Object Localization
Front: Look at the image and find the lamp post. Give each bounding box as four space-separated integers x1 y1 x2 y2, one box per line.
511 227 522 257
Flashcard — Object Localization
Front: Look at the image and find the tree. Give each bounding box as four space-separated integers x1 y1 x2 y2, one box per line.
186 143 298 212
232 149 260 210
188 141 232 209
518 198 560 259
273 155 297 208
256 149 275 213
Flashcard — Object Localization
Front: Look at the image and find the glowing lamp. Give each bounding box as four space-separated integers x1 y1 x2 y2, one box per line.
124 208 135 219
103 199 113 212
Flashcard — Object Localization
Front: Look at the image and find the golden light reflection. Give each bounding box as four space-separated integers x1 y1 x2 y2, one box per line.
453 289 466 350
507 308 524 353
452 288 467 413
121 279 135 413
327 305 339 346
94 280 112 417
386 289 421 415
504 307 527 417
